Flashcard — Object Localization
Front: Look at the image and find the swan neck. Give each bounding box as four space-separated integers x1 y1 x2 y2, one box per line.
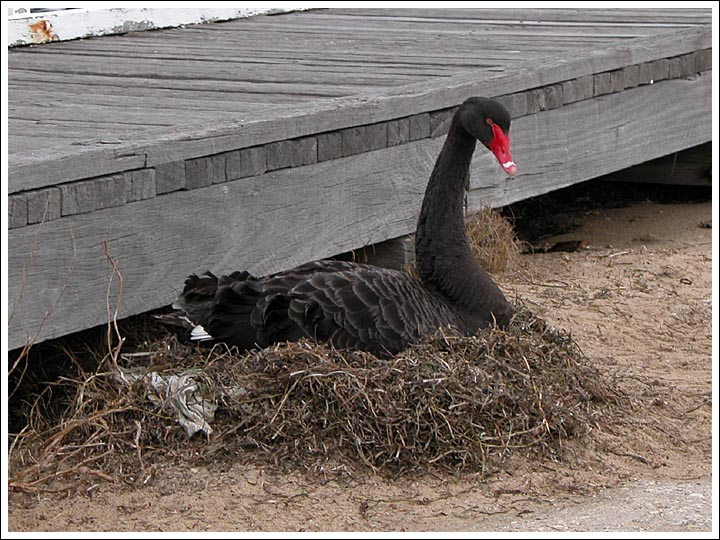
414 120 499 311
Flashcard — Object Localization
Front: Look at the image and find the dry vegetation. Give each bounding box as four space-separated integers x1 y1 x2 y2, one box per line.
8 298 631 495
7 206 627 495
7 192 710 528
466 206 523 273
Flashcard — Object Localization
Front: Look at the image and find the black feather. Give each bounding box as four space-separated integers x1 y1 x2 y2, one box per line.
168 97 516 357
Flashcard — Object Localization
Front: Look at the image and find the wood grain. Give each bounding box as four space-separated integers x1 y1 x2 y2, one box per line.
467 72 711 208
7 72 711 349
8 11 710 193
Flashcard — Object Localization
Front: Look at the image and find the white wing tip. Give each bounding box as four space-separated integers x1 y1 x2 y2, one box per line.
190 325 213 341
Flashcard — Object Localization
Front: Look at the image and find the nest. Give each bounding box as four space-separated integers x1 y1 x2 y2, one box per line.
466 206 523 274
8 303 627 492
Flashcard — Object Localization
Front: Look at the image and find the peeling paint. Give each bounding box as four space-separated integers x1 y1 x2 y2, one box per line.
110 19 158 35
28 19 59 44
8 8 309 47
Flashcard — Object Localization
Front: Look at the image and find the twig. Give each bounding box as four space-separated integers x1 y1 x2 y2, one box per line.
133 420 145 472
9 229 77 396
683 399 711 415
102 241 126 370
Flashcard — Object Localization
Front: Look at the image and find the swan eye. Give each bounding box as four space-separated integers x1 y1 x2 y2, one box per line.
485 118 494 125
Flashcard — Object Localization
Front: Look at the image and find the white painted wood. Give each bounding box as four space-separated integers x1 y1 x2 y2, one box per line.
7 7 302 47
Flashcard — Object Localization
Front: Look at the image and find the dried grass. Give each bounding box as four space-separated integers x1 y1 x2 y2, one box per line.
8 303 628 493
466 206 524 274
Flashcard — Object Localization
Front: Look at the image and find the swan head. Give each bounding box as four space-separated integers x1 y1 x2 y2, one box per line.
458 97 517 176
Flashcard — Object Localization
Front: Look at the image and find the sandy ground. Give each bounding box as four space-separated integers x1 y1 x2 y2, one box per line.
6 197 715 533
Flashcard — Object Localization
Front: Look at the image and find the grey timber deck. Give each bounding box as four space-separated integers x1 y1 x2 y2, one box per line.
7 8 712 349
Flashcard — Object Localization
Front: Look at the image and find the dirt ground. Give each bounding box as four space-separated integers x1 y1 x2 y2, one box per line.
6 193 715 533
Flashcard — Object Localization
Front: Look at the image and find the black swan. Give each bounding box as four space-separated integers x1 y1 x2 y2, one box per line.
171 97 518 357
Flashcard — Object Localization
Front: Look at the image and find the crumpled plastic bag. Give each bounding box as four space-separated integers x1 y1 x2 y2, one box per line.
114 366 218 437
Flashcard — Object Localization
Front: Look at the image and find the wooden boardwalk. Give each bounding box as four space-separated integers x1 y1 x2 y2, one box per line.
7 8 712 348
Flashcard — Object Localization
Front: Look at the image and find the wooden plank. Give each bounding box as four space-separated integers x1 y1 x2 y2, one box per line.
342 124 388 156
429 108 455 138
387 118 410 146
9 70 391 101
154 161 186 194
113 25 713 165
602 143 711 186
60 180 97 216
322 8 710 25
9 54 435 85
7 7 287 46
185 154 226 188
9 195 28 229
26 188 62 224
8 142 427 348
95 175 129 209
15 34 649 67
409 113 431 141
8 101 229 126
226 146 267 180
562 75 594 104
467 72 711 208
266 137 318 170
8 71 711 349
8 19 711 193
126 169 157 201
11 34 647 58
317 132 343 162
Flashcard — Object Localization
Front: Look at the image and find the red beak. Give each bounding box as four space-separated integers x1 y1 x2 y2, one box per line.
488 123 518 176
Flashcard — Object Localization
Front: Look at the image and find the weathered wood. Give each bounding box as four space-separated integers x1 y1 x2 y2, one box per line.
342 124 387 156
542 84 564 110
154 161 186 194
185 154 225 188
695 48 712 72
226 146 267 179
526 88 547 114
8 21 711 192
324 8 709 24
622 64 640 89
408 113 431 141
9 195 28 229
267 137 318 170
387 118 410 146
317 132 343 162
95 175 128 209
11 145 147 194
429 108 454 138
609 69 624 93
60 180 97 216
603 143 711 187
8 7 284 46
562 75 594 104
668 52 698 79
637 63 654 85
593 72 612 96
467 72 711 208
495 93 527 118
8 72 711 349
126 169 157 201
338 235 416 271
119 25 713 165
27 188 62 224
650 58 670 82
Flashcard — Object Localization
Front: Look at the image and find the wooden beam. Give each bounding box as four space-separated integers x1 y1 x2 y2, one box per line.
8 72 711 349
467 72 711 208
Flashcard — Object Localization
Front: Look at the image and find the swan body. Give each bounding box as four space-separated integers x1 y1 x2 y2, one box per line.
172 97 517 357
